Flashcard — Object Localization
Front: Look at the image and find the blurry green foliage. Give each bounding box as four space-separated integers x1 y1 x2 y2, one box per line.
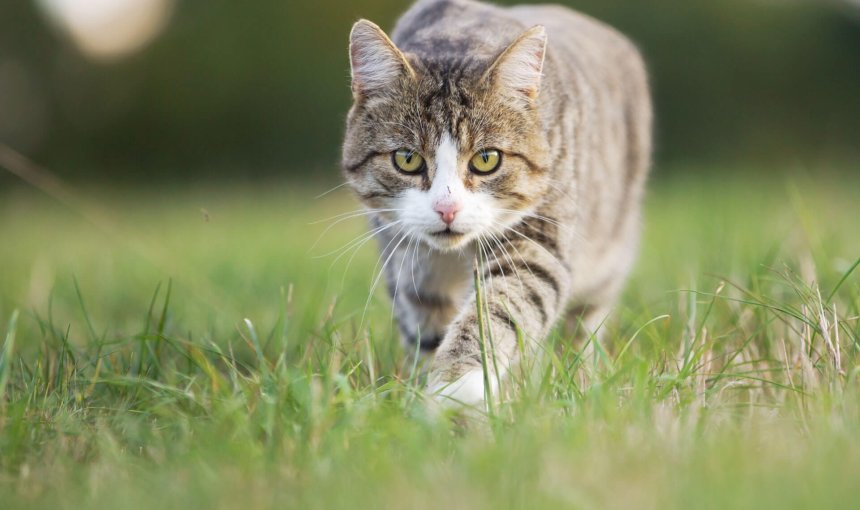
1 0 859 181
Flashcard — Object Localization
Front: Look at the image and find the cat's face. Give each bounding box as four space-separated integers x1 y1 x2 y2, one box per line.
342 21 550 252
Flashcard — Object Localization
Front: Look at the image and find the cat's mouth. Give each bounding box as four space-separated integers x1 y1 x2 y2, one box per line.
429 228 464 238
426 228 470 250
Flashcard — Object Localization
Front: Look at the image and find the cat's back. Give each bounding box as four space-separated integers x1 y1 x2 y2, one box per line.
391 0 524 62
392 1 646 79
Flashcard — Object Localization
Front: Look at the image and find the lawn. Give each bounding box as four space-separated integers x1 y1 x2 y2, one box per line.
1 169 859 509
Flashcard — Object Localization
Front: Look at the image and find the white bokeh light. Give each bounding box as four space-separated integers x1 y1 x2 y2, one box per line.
37 0 175 61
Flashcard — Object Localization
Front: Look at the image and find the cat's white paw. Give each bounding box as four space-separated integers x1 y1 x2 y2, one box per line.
427 370 496 410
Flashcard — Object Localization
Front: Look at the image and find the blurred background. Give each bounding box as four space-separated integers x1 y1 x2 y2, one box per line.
1 0 859 186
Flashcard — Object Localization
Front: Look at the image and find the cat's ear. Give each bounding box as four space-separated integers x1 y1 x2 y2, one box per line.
485 26 547 102
349 19 414 100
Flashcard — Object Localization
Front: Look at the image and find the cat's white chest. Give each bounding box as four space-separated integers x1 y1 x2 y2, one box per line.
415 243 475 304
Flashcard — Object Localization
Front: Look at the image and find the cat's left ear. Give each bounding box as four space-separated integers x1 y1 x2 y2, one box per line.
349 19 414 100
484 26 547 103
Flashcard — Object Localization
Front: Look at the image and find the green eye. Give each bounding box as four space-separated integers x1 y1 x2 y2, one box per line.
469 149 502 174
392 149 425 173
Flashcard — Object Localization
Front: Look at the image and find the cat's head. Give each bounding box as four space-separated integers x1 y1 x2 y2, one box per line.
342 20 551 252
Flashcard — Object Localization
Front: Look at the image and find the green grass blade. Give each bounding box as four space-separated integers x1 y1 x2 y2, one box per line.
0 310 19 405
827 255 860 303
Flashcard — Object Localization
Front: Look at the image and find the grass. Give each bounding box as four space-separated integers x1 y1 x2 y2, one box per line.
0 169 859 509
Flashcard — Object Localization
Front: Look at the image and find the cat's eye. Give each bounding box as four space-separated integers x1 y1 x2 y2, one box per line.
392 149 425 174
469 149 502 174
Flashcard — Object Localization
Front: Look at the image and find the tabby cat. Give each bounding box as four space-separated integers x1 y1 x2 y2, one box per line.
341 0 651 406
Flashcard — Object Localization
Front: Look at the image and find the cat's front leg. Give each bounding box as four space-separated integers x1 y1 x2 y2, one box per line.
427 298 524 407
429 242 570 408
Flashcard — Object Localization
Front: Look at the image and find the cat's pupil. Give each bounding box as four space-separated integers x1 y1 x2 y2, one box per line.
405 153 413 163
481 152 489 163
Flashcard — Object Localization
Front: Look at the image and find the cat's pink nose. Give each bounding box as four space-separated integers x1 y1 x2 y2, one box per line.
433 201 461 225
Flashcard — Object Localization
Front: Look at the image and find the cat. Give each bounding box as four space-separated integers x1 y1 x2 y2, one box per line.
341 0 651 407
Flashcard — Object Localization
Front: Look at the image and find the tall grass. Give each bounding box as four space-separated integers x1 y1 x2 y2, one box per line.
0 172 858 509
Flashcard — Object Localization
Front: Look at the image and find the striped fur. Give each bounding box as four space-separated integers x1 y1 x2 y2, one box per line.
342 0 652 405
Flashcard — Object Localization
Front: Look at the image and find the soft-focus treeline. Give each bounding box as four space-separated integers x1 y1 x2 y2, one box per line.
1 0 859 182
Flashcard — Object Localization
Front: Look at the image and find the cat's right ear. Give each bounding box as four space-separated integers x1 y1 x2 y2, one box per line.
349 20 414 100
483 25 547 104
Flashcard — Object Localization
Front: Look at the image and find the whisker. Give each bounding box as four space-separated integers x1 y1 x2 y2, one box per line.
310 208 401 226
475 235 494 295
390 233 417 322
486 230 528 296
367 224 407 286
492 206 588 245
308 208 404 255
336 221 403 283
494 208 572 232
486 218 556 269
315 219 401 260
545 180 578 203
410 234 421 299
363 228 412 322
504 226 567 270
313 181 350 199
